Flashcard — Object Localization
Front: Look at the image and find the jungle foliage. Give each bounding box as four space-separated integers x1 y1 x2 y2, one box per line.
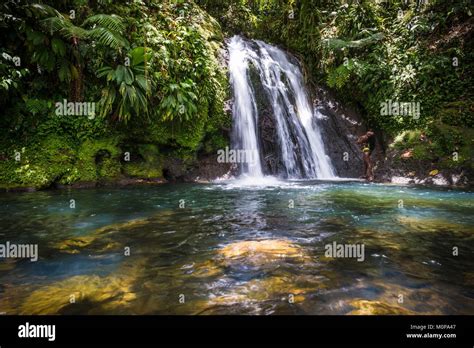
0 0 230 188
0 0 472 188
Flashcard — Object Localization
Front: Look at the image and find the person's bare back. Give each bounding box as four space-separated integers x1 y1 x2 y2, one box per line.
357 130 375 181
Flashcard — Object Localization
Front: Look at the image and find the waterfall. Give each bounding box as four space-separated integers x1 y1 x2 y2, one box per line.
228 35 336 179
228 36 264 177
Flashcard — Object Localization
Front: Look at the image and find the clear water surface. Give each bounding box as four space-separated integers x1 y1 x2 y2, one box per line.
0 180 472 315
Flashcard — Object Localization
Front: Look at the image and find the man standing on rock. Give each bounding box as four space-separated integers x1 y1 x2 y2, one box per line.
357 129 376 181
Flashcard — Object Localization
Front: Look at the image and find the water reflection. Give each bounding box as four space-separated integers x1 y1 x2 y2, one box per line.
0 182 473 314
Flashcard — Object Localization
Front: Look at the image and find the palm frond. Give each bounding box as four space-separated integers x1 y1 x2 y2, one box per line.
24 3 61 18
82 14 125 33
88 27 129 49
41 16 89 40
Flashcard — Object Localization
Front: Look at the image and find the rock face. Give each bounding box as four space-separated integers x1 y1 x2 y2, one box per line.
246 58 289 176
162 156 235 182
187 155 236 182
375 147 472 186
310 87 368 178
249 61 370 178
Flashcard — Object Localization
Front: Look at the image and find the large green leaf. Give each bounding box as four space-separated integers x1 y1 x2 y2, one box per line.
123 67 134 85
51 38 66 56
58 61 71 82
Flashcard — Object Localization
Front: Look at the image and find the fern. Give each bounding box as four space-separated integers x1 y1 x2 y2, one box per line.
82 14 125 33
23 3 60 18
88 27 129 49
41 14 128 50
24 98 51 115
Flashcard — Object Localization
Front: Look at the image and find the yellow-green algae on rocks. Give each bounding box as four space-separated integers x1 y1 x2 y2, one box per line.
0 258 146 315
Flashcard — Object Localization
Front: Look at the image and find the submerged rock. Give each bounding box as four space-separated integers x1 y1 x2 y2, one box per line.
185 259 223 278
396 215 473 234
217 239 307 266
207 276 313 305
1 258 146 315
18 274 136 314
349 300 415 315
53 218 152 254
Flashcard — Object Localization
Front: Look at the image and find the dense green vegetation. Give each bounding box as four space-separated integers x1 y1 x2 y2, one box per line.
0 0 472 188
0 0 229 188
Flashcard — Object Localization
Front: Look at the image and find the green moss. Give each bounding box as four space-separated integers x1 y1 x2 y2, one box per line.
0 135 77 189
438 101 474 128
122 144 163 179
64 138 122 183
391 130 423 149
97 156 121 179
174 116 207 151
389 124 473 171
137 144 160 163
145 114 216 154
123 163 162 179
152 104 209 152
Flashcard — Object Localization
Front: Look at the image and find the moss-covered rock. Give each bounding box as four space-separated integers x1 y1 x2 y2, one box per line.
0 135 76 189
64 138 122 184
123 163 162 179
122 144 163 179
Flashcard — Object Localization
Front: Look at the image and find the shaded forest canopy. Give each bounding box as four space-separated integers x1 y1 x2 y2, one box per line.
0 0 472 188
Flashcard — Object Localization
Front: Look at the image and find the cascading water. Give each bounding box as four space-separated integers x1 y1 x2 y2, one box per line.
228 35 336 179
228 36 264 178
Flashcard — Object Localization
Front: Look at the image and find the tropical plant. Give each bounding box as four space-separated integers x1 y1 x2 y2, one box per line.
38 12 129 101
97 47 152 122
159 80 198 121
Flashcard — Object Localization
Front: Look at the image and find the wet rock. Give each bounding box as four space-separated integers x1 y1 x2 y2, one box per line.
0 258 146 314
349 300 415 314
217 239 307 266
185 259 223 278
391 176 414 185
161 158 190 182
396 215 473 234
53 218 151 254
0 260 16 271
185 154 235 182
376 146 472 187
311 87 367 178
246 59 290 176
207 276 313 305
